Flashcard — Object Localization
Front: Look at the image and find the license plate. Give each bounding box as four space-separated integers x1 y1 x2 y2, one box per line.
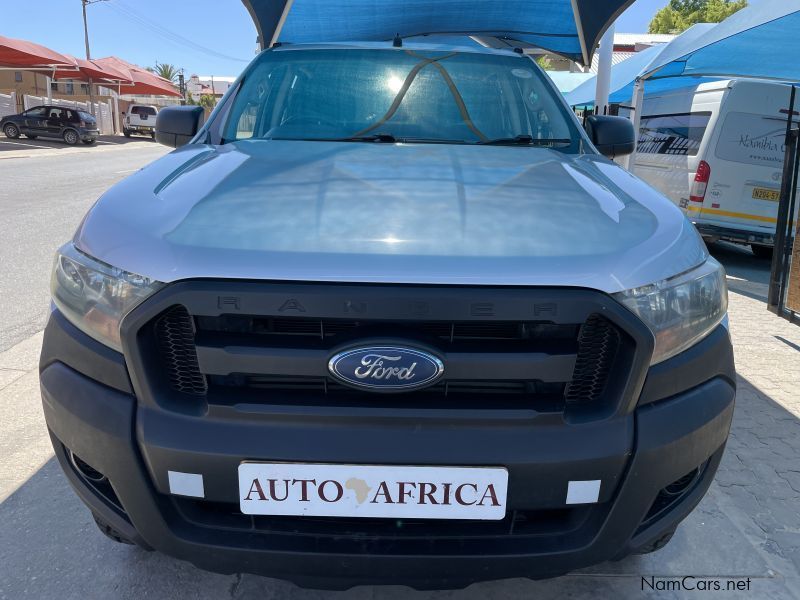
752 187 780 201
238 463 508 520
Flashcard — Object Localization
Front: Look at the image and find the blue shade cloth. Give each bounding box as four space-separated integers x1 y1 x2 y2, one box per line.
564 24 716 106
546 70 595 94
241 0 638 63
643 0 800 81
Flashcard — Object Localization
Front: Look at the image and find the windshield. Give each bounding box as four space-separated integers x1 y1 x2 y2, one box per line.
223 48 582 150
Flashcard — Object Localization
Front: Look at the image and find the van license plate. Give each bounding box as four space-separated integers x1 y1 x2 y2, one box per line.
238 463 508 520
752 188 780 201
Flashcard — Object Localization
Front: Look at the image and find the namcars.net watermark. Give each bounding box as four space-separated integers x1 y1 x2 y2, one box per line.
642 576 752 593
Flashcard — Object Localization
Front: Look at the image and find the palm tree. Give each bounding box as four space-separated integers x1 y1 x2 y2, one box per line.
148 62 180 83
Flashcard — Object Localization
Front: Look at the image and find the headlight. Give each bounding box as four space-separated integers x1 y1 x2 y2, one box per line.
613 258 728 365
51 244 163 352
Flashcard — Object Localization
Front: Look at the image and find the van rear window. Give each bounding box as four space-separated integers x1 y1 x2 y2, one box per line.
637 112 711 157
714 112 788 167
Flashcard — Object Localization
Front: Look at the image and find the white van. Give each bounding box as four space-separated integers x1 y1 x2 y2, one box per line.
631 79 792 258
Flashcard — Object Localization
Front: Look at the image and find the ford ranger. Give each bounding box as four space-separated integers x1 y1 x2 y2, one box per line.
40 42 735 590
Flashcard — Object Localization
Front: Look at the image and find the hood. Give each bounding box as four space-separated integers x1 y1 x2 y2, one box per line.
75 140 707 293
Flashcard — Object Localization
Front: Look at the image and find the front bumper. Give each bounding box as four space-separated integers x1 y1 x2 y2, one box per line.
694 222 776 247
40 308 735 590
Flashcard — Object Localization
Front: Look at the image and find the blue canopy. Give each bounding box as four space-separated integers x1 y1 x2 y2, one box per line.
642 0 800 81
241 0 638 64
566 0 800 106
565 24 716 106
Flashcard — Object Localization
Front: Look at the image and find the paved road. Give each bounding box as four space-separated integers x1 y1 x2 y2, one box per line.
1 145 799 599
0 139 168 352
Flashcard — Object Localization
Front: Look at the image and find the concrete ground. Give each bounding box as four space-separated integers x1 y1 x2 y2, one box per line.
1 142 799 599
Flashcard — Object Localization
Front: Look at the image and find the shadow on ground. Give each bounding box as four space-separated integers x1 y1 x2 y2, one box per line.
708 241 771 303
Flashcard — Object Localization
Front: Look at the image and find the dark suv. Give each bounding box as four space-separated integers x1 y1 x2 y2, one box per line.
1 105 98 145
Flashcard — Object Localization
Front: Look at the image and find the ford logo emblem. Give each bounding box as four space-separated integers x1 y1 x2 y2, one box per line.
328 346 445 392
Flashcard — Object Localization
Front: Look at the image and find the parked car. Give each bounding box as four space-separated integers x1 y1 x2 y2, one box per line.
41 42 734 590
123 104 158 138
1 105 98 145
631 79 792 259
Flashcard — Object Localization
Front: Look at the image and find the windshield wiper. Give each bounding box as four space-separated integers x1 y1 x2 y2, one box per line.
337 133 398 143
479 135 572 147
267 135 472 145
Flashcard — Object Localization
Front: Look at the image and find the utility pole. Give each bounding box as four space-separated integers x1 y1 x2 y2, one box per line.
178 69 186 105
81 0 107 115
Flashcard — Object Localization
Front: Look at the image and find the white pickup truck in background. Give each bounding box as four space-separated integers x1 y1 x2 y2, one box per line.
123 104 159 139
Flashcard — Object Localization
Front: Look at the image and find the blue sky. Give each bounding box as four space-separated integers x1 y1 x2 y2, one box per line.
1 0 728 77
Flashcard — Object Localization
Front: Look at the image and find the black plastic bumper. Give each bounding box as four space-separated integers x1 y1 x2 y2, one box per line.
40 309 736 589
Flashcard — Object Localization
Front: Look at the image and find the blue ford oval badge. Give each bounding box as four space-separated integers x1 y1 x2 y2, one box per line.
328 346 444 392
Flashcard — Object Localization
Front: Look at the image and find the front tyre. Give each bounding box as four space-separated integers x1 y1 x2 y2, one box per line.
82 139 96 145
3 123 20 139
63 129 79 145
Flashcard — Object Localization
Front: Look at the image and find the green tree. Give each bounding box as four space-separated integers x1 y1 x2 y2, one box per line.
148 62 180 84
199 94 216 109
649 0 748 34
536 55 553 71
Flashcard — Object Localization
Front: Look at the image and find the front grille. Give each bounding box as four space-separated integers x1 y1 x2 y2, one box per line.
564 315 621 403
196 315 577 344
155 306 207 395
210 375 568 412
145 285 634 416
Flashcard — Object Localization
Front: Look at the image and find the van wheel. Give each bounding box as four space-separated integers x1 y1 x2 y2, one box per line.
63 129 79 145
123 129 132 138
82 139 96 145
92 513 135 545
751 245 773 260
3 123 20 139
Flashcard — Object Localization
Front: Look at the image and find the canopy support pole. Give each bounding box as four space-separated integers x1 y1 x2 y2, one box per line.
594 24 615 115
620 76 645 170
270 0 295 47
631 77 646 146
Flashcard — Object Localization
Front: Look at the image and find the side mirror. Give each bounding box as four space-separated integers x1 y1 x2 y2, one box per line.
585 115 636 158
155 106 205 148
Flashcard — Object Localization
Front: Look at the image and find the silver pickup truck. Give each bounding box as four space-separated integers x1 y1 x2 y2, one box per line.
41 41 734 590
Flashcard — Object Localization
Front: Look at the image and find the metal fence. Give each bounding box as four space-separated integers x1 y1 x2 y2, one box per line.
22 95 115 135
0 92 16 120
